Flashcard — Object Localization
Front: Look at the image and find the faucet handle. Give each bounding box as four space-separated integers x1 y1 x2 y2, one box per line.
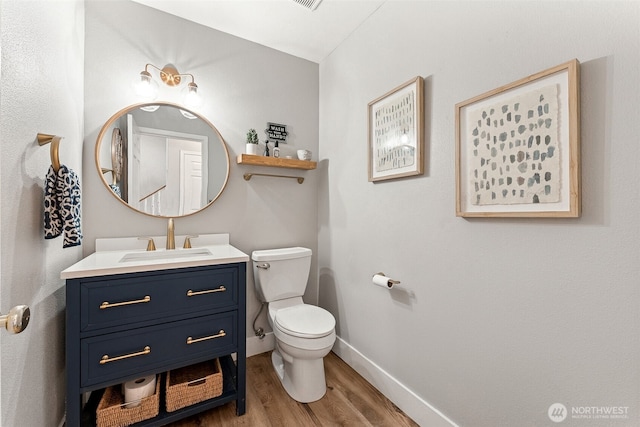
183 235 199 249
138 237 156 251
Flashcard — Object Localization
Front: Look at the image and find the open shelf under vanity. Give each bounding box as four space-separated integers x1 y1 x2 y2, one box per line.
80 355 238 426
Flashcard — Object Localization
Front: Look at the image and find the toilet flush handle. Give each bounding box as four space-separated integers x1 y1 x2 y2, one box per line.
256 263 270 270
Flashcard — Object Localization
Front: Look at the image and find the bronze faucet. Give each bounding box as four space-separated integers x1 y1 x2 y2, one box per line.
166 218 175 250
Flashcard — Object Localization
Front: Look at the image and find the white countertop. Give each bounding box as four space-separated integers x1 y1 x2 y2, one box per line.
61 234 249 279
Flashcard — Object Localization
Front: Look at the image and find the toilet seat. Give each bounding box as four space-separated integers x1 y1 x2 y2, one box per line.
274 305 335 339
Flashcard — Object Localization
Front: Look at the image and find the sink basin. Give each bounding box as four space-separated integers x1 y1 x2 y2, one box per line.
119 248 212 263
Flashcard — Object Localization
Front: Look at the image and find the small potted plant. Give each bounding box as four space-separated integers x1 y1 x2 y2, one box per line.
246 129 259 155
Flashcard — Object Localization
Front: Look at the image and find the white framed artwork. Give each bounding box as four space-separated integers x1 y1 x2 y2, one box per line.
368 76 424 182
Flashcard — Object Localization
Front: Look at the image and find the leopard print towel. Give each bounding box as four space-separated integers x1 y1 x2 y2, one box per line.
44 165 61 239
44 165 82 248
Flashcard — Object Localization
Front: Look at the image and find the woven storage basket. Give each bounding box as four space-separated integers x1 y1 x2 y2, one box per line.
165 358 223 412
96 376 160 427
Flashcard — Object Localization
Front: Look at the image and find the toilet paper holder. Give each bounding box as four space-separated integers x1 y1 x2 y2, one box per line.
373 272 400 289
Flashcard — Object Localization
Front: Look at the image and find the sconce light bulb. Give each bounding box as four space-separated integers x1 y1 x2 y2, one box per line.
134 70 159 100
183 82 203 108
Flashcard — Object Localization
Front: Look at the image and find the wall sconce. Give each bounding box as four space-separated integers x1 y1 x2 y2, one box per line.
133 63 203 109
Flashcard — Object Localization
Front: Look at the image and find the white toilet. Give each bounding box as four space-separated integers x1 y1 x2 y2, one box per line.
252 247 336 403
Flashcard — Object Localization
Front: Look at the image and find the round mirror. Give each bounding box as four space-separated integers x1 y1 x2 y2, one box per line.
95 102 230 218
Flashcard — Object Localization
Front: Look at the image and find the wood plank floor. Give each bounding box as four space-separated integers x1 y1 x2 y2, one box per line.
169 351 419 426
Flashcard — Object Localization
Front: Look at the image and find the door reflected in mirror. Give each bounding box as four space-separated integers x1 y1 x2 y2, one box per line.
95 103 230 218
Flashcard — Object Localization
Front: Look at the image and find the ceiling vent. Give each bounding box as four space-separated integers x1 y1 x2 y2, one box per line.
292 0 323 11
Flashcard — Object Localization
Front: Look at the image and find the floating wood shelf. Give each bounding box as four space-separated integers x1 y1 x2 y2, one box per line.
236 154 317 170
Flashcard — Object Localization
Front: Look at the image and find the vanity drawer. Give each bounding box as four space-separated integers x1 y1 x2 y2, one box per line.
81 312 236 388
80 266 238 332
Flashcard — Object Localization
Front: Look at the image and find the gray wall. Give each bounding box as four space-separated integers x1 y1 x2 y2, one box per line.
84 1 320 348
0 1 84 426
318 1 639 426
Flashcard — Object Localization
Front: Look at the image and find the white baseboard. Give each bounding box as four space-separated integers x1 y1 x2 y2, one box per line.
247 332 275 357
332 336 458 427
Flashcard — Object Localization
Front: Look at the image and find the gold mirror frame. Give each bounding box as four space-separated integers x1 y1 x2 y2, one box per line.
95 102 230 218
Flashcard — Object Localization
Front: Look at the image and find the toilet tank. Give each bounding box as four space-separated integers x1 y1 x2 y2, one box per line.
251 247 312 302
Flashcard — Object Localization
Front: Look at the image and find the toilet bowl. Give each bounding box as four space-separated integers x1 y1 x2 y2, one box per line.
252 247 336 403
269 302 336 402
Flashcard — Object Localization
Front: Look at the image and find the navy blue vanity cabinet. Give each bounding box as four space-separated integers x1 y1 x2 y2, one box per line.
65 263 246 426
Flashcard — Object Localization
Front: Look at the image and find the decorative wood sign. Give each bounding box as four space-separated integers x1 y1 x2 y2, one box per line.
265 122 288 144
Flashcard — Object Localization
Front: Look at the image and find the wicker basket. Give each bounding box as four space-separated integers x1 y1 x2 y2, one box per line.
96 376 160 427
165 358 223 412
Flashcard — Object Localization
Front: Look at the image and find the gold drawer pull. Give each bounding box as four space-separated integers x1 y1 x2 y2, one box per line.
186 286 226 297
100 295 151 310
186 330 226 345
100 346 151 365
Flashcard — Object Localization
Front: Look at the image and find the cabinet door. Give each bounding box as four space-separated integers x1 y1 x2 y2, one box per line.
81 311 236 387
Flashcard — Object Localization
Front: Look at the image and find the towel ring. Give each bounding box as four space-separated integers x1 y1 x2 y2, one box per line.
37 133 62 172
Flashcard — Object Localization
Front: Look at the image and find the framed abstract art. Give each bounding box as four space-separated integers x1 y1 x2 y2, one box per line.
368 76 424 182
455 59 581 217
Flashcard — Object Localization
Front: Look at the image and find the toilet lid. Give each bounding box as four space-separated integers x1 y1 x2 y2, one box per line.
274 305 335 339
